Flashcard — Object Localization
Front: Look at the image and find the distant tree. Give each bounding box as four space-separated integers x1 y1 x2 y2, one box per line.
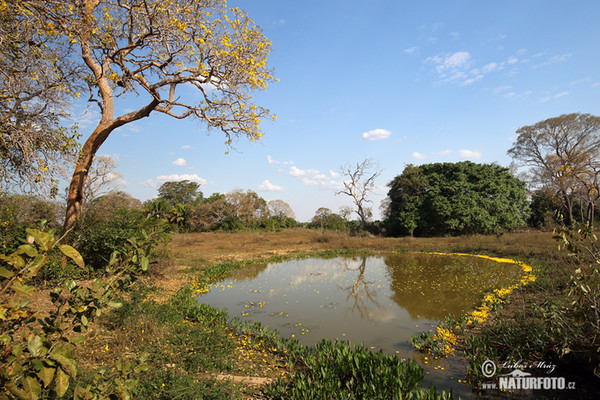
169 203 190 231
80 155 124 214
144 198 171 220
203 193 226 204
0 194 60 227
528 189 560 230
225 189 267 226
84 191 142 224
386 162 529 236
508 113 600 226
336 159 381 229
267 199 296 221
157 180 203 207
338 206 353 220
311 207 346 231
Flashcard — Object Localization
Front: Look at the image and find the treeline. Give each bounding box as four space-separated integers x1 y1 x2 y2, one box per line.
142 181 298 232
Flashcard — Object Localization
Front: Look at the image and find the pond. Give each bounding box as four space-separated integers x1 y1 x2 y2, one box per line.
196 252 526 398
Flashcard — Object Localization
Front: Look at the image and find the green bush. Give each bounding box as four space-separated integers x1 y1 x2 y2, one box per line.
74 208 170 272
217 215 244 231
0 194 61 253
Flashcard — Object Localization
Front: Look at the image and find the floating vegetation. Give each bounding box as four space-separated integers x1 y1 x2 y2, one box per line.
412 252 537 357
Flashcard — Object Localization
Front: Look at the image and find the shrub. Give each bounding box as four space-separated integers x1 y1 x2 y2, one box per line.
74 208 170 272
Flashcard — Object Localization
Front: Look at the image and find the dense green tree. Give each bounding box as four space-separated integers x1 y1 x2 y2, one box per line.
527 189 560 230
157 180 203 207
386 162 529 236
144 198 171 220
385 164 429 236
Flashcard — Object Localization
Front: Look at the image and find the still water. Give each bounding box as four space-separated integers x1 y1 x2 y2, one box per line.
197 252 525 398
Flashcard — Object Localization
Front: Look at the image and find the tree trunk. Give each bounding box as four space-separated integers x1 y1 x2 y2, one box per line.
64 124 113 230
63 100 159 230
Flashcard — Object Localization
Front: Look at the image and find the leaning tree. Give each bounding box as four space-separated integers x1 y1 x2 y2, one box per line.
1 0 277 229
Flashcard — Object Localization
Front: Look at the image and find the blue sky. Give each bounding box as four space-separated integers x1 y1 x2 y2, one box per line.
77 0 600 221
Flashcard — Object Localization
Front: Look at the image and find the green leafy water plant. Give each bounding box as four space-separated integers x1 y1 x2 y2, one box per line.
263 339 454 399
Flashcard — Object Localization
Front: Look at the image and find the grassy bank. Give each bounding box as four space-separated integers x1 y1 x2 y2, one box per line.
76 228 597 398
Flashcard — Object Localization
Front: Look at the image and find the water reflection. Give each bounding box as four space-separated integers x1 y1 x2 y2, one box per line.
198 253 525 398
339 256 388 321
206 253 523 343
385 253 524 320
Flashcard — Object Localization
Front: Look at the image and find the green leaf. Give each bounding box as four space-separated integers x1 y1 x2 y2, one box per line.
140 256 149 271
18 244 38 257
0 266 13 278
0 334 12 345
26 229 54 251
22 376 42 398
38 366 56 388
50 345 77 377
68 335 85 345
55 367 70 397
25 255 47 278
0 253 25 269
28 335 45 357
81 315 88 326
12 280 34 297
58 245 85 268
108 301 123 309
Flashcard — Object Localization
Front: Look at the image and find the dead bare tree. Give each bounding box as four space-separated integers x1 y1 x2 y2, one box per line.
336 159 381 229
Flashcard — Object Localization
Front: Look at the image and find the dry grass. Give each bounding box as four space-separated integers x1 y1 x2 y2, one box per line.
169 228 563 269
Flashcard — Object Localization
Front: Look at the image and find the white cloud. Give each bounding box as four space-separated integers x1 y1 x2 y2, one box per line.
329 170 340 178
463 75 483 85
142 174 208 188
429 51 471 73
507 56 519 65
258 180 283 192
458 149 482 160
172 158 187 166
362 128 392 141
436 149 453 156
140 179 156 187
493 85 512 95
533 53 572 69
267 155 293 165
412 152 427 160
593 83 600 87
540 91 568 103
181 145 192 149
288 166 342 189
503 90 532 100
76 108 101 129
404 46 418 54
482 62 499 73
